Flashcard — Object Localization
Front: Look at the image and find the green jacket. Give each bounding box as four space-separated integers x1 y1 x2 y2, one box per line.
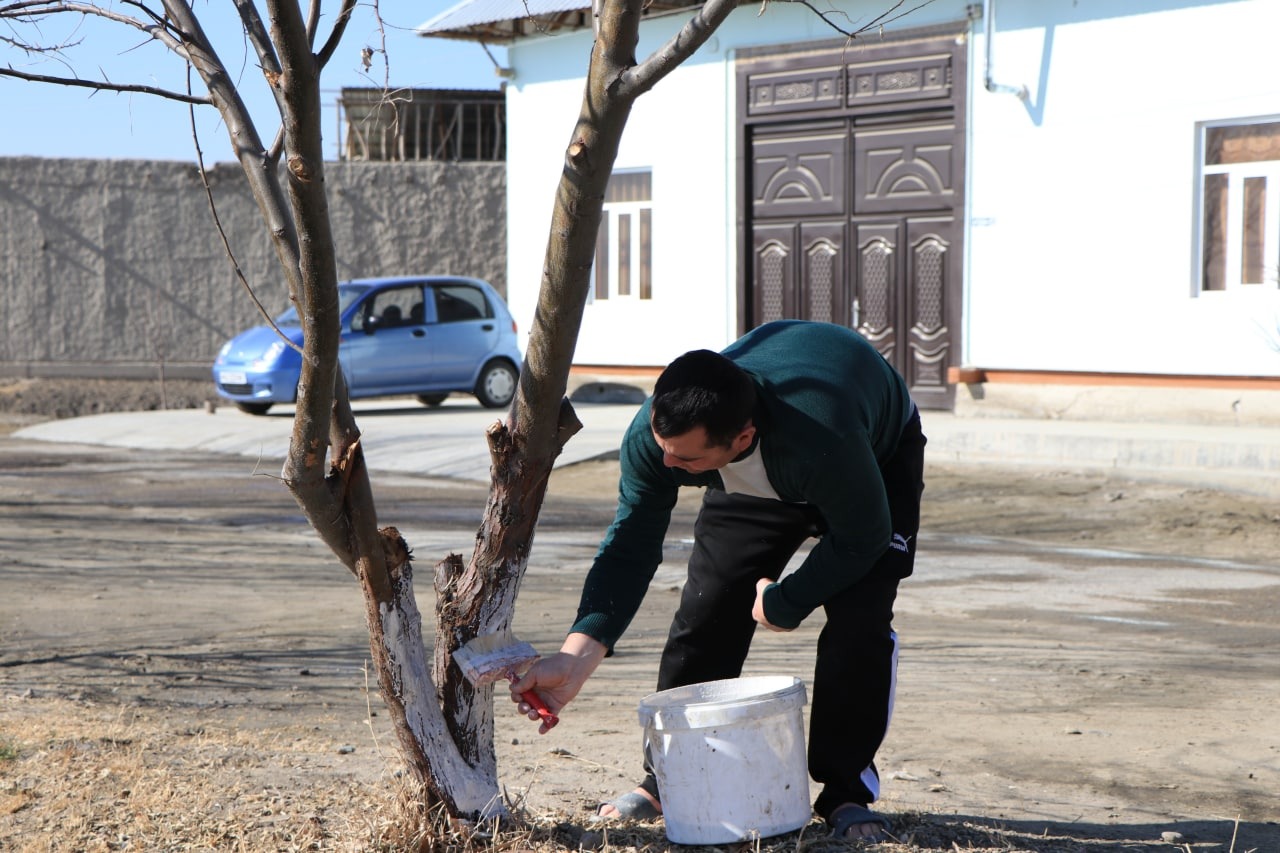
570 320 914 649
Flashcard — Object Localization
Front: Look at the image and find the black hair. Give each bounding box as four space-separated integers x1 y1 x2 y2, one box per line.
650 349 756 448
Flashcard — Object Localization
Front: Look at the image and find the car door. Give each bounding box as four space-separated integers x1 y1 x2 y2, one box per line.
340 284 431 394
425 281 500 386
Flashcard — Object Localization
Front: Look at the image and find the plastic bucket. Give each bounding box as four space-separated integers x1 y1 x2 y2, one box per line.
637 675 810 844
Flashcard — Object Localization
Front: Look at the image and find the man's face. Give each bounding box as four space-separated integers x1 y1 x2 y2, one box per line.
651 422 755 474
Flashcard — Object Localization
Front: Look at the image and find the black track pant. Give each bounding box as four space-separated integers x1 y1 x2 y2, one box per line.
640 409 925 821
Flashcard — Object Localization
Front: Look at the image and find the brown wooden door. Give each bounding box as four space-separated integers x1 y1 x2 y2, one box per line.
748 116 959 408
740 27 966 409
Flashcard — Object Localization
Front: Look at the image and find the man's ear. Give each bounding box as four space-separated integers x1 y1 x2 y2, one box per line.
732 421 756 453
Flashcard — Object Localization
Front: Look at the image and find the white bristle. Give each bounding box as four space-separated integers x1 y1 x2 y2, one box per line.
452 634 540 686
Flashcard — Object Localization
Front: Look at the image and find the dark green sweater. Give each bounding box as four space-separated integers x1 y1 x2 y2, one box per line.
570 320 913 649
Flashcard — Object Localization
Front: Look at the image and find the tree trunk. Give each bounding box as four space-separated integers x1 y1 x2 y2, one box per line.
421 0 742 819
0 0 735 824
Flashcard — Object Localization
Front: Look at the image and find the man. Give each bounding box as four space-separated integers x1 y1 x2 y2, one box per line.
511 320 926 842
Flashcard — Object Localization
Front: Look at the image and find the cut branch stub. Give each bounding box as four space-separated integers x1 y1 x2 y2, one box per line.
380 526 411 582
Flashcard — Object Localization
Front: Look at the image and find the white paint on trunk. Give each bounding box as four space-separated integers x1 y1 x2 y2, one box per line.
380 595 504 818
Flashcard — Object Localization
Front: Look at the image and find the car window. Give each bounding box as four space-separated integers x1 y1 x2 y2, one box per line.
353 285 423 331
274 285 367 326
432 283 491 323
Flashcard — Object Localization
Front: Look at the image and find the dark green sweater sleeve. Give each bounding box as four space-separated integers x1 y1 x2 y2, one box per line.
570 403 680 650
761 432 892 629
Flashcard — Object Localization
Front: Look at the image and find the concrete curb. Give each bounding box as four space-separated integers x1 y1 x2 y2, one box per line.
13 401 1280 498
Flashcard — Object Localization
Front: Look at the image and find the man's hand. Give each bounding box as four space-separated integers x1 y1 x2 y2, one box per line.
753 578 792 633
509 632 608 734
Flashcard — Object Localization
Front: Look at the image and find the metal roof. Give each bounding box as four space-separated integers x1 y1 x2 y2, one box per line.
418 0 703 43
417 0 593 43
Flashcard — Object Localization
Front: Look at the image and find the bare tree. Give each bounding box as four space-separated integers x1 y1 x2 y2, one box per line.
1 0 930 830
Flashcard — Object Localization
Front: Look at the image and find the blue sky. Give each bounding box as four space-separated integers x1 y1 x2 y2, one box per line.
0 1 505 163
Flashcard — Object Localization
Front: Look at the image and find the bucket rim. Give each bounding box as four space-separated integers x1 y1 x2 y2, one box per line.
637 675 806 728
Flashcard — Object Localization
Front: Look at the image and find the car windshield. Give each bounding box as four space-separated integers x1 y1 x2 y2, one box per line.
273 284 369 326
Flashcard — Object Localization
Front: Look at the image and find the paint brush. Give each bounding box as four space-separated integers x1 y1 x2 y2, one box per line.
452 631 559 729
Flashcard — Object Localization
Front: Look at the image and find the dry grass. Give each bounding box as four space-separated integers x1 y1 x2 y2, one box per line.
0 697 400 851
0 697 1208 853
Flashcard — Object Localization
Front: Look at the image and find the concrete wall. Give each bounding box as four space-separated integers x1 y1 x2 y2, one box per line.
0 157 505 380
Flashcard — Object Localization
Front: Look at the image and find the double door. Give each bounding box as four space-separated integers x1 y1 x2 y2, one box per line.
740 31 966 409
749 117 959 409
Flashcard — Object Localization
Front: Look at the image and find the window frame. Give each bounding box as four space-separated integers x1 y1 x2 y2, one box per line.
1193 116 1280 295
591 169 653 302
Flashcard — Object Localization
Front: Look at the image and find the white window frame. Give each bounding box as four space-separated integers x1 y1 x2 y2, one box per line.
590 169 653 303
1194 116 1280 294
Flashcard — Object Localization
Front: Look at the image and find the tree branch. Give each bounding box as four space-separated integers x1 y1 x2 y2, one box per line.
0 64 210 102
305 0 322 44
314 0 356 70
229 0 284 85
622 0 740 98
2 1 186 54
769 0 939 40
186 90 303 357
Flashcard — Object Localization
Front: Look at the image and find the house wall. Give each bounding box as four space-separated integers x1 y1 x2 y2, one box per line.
505 0 1280 381
506 0 970 366
966 0 1280 377
0 157 505 379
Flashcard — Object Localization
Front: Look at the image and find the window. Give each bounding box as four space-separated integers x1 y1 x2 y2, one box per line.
432 282 490 323
355 286 422 331
593 170 653 301
1197 119 1280 292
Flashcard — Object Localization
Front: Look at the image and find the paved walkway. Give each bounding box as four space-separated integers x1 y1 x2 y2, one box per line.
14 397 1280 497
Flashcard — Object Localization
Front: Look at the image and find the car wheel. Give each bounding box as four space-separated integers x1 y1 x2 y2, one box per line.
474 360 518 409
416 393 449 407
235 402 273 416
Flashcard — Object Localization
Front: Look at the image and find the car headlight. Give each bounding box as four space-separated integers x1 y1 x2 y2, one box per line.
254 340 286 368
217 340 233 359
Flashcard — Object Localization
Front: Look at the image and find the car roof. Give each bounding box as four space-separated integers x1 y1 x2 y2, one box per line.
340 275 494 290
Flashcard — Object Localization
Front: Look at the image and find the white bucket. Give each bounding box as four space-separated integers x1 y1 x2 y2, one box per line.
637 675 811 844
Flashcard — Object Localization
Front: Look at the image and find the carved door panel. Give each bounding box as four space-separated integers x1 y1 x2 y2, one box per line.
902 215 955 407
853 216 956 407
850 119 959 406
752 222 846 325
852 122 959 214
753 222 795 322
750 122 849 326
853 222 900 362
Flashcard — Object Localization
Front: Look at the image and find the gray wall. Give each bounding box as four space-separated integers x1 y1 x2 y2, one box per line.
0 157 505 380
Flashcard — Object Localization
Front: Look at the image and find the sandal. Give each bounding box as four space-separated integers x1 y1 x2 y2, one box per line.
829 803 892 843
594 790 662 822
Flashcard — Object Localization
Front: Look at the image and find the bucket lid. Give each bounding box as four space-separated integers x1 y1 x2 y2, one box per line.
637 675 806 731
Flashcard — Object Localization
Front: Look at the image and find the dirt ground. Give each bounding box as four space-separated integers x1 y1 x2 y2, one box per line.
1 380 1278 852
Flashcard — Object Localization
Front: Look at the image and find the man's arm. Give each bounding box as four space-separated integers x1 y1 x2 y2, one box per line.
762 436 892 628
569 401 683 649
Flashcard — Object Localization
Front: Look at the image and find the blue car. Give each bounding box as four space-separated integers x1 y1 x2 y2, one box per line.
213 276 522 415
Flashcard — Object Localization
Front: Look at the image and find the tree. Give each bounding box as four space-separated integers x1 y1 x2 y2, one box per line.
2 0 929 829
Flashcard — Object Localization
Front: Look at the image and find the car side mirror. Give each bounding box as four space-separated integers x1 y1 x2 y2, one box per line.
363 316 380 335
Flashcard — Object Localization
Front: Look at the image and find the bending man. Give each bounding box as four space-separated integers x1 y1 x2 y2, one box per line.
512 319 926 842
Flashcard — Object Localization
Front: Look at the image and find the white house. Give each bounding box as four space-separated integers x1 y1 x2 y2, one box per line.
422 0 1280 418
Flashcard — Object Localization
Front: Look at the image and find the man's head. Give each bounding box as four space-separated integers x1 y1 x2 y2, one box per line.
649 349 756 473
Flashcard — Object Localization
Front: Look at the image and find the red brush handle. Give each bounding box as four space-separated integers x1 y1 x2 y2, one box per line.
508 672 559 729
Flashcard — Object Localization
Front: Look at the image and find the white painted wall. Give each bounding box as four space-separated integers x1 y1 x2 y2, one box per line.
506 0 1280 377
966 0 1280 375
505 0 972 366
